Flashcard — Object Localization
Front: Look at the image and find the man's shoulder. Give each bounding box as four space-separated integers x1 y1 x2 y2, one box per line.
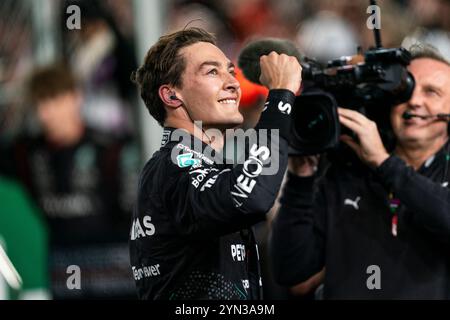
140 140 218 188
140 143 173 178
140 142 190 178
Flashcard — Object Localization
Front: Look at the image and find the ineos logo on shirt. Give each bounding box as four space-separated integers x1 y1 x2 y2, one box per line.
231 145 270 207
130 215 155 240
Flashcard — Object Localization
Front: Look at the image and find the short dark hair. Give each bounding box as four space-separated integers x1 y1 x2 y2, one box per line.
409 44 450 67
28 63 78 104
131 28 216 126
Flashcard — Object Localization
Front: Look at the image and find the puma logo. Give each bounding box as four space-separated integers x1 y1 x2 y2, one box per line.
344 196 361 210
442 181 448 187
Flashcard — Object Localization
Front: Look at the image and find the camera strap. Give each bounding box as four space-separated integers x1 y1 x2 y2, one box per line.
388 192 400 237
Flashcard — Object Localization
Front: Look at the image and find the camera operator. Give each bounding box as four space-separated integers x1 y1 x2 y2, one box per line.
270 47 450 299
130 28 302 300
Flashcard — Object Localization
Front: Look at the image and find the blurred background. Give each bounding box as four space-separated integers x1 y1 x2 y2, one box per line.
0 0 449 300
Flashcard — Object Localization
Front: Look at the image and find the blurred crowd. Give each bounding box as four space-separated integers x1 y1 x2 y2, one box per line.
0 0 449 299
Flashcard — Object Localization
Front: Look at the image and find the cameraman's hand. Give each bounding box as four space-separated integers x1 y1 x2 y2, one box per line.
338 108 389 168
259 52 302 95
288 155 320 177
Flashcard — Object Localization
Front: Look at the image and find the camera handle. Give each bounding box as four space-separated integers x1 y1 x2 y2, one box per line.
370 0 383 48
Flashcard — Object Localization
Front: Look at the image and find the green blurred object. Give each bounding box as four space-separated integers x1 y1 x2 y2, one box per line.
0 176 50 300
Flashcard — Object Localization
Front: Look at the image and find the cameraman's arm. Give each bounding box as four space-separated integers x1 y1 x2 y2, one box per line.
290 268 325 297
376 155 450 241
270 157 326 286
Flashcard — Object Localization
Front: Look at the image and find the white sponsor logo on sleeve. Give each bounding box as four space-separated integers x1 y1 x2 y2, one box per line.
278 101 292 115
130 215 156 240
231 144 270 207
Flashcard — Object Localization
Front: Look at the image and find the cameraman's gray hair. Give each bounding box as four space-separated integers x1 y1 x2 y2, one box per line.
408 43 450 66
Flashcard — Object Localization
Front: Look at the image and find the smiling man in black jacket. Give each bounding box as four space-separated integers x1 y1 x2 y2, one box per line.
271 47 450 299
129 28 301 300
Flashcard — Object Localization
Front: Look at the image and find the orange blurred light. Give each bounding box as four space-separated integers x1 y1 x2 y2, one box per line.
235 66 268 107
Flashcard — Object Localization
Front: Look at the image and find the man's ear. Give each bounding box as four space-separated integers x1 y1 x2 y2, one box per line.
159 85 182 108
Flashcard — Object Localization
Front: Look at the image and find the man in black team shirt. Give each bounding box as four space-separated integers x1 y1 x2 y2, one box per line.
271 47 450 299
1 64 139 299
130 28 301 300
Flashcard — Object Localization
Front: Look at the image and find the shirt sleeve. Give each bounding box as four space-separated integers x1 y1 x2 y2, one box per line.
165 89 295 238
269 172 327 286
376 155 450 242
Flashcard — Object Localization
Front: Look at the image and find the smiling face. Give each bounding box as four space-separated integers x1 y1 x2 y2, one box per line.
174 42 243 130
391 58 450 147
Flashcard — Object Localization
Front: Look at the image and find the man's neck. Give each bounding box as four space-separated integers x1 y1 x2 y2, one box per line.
46 122 85 147
395 135 449 170
165 118 225 151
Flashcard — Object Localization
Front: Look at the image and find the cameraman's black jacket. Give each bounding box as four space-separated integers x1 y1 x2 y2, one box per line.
130 90 294 300
271 142 450 299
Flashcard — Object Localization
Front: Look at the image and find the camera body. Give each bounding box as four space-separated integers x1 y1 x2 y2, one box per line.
290 47 415 155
